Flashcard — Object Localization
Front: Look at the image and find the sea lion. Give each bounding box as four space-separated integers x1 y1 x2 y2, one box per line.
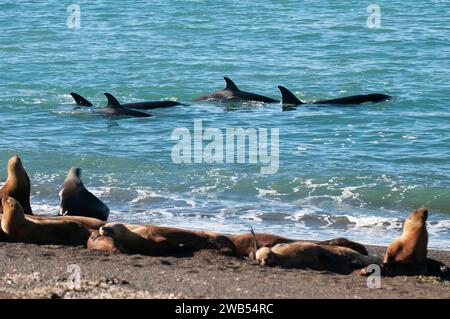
360 207 431 277
87 230 126 253
99 222 235 256
317 237 369 256
59 167 110 221
230 232 294 257
278 86 390 109
193 77 279 103
0 155 32 215
71 92 183 110
255 241 381 274
1 196 90 246
0 213 105 230
384 207 428 264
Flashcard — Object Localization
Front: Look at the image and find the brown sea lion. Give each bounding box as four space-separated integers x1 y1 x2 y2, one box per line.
0 155 32 215
87 230 126 253
360 207 431 277
0 214 105 230
99 222 235 256
230 232 294 257
317 237 369 256
255 241 381 274
384 207 428 264
1 196 90 246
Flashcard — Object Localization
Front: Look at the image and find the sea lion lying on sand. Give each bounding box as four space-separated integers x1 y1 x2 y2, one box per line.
99 222 235 256
231 229 370 258
255 241 381 274
0 214 104 230
0 155 32 215
1 196 90 246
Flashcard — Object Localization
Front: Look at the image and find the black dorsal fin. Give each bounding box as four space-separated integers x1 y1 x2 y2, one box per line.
104 93 123 108
70 92 93 107
278 86 303 105
224 77 240 91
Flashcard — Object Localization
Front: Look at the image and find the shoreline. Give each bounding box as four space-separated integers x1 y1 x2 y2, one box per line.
0 242 448 299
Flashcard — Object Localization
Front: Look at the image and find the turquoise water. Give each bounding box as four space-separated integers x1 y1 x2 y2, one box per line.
1 1 449 249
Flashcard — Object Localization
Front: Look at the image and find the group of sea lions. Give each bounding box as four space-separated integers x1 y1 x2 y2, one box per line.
70 77 391 117
0 155 447 278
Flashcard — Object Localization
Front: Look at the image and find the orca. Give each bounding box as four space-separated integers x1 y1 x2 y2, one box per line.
70 92 182 110
278 86 391 107
193 77 279 103
96 93 153 117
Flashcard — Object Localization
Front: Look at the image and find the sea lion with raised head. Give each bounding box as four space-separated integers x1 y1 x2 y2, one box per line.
360 207 433 276
0 155 32 215
255 241 381 274
1 196 90 246
99 222 235 256
384 207 428 264
59 167 110 221
193 77 279 103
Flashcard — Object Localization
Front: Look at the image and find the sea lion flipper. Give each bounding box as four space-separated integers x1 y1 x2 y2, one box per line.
278 86 303 105
224 77 240 91
104 93 123 108
70 92 93 107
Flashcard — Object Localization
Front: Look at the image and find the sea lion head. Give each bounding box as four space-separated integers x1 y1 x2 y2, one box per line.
1 196 25 222
99 222 128 239
408 207 428 223
68 167 82 180
255 247 277 266
7 155 25 175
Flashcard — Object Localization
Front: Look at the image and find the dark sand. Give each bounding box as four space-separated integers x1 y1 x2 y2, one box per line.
0 242 448 299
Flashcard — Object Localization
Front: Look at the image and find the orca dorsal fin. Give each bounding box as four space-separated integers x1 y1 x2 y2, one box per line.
104 93 123 108
278 86 303 105
224 77 240 91
70 92 93 107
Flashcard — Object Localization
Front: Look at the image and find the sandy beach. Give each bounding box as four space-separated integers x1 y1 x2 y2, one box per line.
0 242 448 299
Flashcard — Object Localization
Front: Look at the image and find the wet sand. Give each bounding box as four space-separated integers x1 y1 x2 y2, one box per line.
0 242 448 299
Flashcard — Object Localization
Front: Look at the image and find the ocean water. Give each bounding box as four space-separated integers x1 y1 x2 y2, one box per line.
0 1 449 249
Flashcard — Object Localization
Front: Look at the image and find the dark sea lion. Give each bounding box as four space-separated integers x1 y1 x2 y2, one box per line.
256 241 381 274
278 86 390 108
193 77 279 103
99 222 235 256
1 196 90 246
59 167 110 221
0 155 32 215
71 92 183 110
